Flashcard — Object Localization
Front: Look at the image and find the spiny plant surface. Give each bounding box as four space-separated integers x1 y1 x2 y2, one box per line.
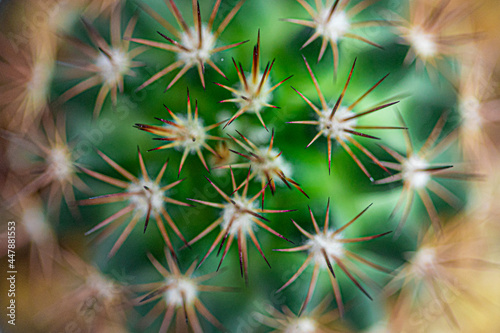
1 0 499 332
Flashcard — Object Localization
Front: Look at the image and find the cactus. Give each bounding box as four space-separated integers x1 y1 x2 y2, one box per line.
1 0 500 332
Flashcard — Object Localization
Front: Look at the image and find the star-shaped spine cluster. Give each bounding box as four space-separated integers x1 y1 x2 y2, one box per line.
129 0 247 91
